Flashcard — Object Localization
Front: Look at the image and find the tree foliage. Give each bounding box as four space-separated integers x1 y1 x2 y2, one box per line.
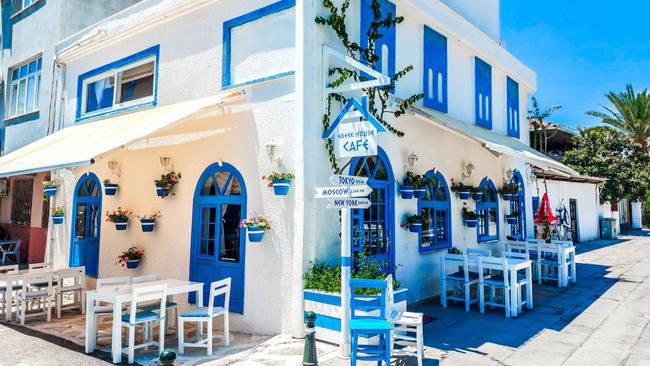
528 96 562 154
563 126 650 203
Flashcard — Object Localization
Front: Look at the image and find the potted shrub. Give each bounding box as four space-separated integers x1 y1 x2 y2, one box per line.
499 184 518 201
103 179 119 196
506 210 520 225
51 207 64 225
136 212 162 233
451 179 473 200
399 171 416 199
471 187 483 201
447 247 463 255
412 174 427 199
240 214 272 243
42 180 59 197
154 170 181 198
462 206 481 228
263 172 295 196
106 207 131 231
401 213 423 233
117 245 144 269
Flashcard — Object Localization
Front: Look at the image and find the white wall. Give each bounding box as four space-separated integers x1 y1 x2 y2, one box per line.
440 0 501 41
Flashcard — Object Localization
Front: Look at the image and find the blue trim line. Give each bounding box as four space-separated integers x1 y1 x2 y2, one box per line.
304 290 341 306
221 71 294 91
422 26 448 113
506 76 520 138
341 256 352 267
76 45 160 121
475 57 493 129
3 111 39 126
323 96 387 138
221 0 296 88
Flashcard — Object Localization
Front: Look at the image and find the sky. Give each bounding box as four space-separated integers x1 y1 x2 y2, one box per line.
500 0 650 129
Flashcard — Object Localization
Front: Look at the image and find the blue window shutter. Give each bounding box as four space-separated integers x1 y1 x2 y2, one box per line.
475 57 492 129
423 26 447 112
360 0 396 79
507 76 520 138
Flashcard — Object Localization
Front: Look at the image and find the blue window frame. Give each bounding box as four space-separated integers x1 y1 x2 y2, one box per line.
476 177 498 242
76 45 159 122
417 170 451 252
475 57 492 129
423 26 447 112
7 57 41 120
509 171 526 240
532 195 540 238
360 0 396 79
349 148 395 274
221 0 296 89
507 77 520 138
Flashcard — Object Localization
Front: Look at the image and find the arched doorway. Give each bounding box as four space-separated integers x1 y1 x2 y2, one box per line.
509 171 527 240
349 148 395 274
70 173 102 277
189 163 246 313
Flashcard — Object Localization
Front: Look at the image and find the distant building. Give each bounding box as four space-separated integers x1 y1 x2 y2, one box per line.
529 120 577 161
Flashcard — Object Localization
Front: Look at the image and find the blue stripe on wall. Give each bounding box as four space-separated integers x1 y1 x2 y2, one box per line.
506 76 520 138
423 26 447 113
475 57 492 129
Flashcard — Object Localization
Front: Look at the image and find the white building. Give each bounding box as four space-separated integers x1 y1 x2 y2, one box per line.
0 0 602 338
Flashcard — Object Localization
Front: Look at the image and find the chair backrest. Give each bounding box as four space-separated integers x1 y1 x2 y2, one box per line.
349 278 387 321
131 274 162 284
97 276 131 289
503 251 529 260
129 284 167 324
29 262 53 270
22 272 54 295
3 240 20 253
385 274 395 310
537 243 561 261
505 240 526 253
57 267 85 289
467 248 491 258
527 239 545 244
551 240 574 247
441 253 470 281
478 256 509 287
208 278 231 315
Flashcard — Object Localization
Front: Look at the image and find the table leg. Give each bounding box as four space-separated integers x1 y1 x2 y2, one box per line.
510 267 518 317
525 265 533 309
197 287 204 337
85 296 96 353
570 251 577 283
5 279 13 321
112 299 122 364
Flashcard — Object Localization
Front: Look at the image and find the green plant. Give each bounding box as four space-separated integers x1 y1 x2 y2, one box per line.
447 247 462 255
400 212 427 230
136 211 162 221
105 207 131 222
116 245 144 267
304 255 400 295
450 179 473 192
498 184 518 195
462 206 480 220
155 170 181 189
508 210 520 217
51 206 64 215
401 171 417 186
103 179 114 185
42 180 59 186
412 174 426 189
528 97 562 154
239 214 272 230
262 172 295 187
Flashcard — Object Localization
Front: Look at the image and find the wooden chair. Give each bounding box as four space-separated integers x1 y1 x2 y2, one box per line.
0 264 20 317
440 253 479 311
502 251 532 312
121 283 167 364
349 278 392 366
132 274 179 333
94 277 130 344
478 256 511 318
178 278 231 355
18 272 54 325
386 274 423 366
55 267 86 318
1 240 21 265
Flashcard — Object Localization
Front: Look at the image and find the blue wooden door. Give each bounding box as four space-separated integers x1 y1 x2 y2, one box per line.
190 163 246 313
70 174 102 277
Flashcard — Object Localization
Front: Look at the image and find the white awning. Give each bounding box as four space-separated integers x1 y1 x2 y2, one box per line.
411 106 579 176
0 92 241 177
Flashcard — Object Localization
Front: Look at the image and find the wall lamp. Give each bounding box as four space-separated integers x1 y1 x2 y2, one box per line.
407 152 419 170
461 161 475 181
107 160 121 177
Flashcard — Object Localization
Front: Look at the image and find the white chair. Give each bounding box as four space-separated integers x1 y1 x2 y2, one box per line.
537 243 563 287
122 283 167 364
0 264 20 317
386 274 423 366
94 277 130 343
478 256 511 318
133 274 179 333
551 240 574 247
466 248 491 257
502 251 532 312
18 272 54 325
178 278 230 355
55 267 86 318
131 274 162 284
1 240 21 265
440 253 479 311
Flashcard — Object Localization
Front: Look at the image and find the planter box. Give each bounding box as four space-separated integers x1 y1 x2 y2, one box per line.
140 219 156 232
399 186 414 199
44 185 58 197
303 287 408 345
457 191 471 200
52 215 64 225
104 183 119 196
272 179 292 196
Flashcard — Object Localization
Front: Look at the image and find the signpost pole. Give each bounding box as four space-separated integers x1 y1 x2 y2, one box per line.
340 206 351 358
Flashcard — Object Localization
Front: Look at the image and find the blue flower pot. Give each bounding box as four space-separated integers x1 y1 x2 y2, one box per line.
126 260 140 269
472 192 483 201
506 216 518 225
247 226 265 242
400 185 414 199
140 219 156 232
501 193 513 201
413 189 426 199
409 222 422 233
52 214 64 225
114 218 129 231
272 178 291 196
104 183 118 196
458 190 471 200
44 185 58 197
465 219 478 228
156 186 169 198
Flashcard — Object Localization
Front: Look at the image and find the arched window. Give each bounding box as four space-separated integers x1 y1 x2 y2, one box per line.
509 171 526 240
476 177 498 242
418 170 451 252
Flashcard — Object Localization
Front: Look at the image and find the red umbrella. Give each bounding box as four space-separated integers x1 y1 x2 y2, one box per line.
534 193 557 225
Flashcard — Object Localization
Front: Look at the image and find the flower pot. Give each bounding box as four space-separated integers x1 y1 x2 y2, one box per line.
457 190 471 200
156 185 169 198
44 185 58 197
465 218 478 228
126 260 140 269
409 222 422 233
272 178 292 196
52 214 64 225
247 226 265 242
501 193 513 201
413 188 426 199
472 192 483 200
506 215 518 225
400 185 414 199
104 183 119 196
114 218 129 231
140 219 156 232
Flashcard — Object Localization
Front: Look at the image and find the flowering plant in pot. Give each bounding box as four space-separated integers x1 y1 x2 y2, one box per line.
136 211 162 233
239 214 272 243
462 205 481 228
103 179 119 196
117 245 144 269
400 213 425 233
42 179 60 197
450 179 474 200
471 186 483 201
498 184 518 201
447 247 463 255
154 170 181 198
412 174 427 199
263 172 295 196
399 171 417 199
506 210 520 224
51 206 64 225
106 207 131 231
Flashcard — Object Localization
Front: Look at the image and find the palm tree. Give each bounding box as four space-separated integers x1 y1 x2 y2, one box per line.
528 97 562 154
587 84 650 151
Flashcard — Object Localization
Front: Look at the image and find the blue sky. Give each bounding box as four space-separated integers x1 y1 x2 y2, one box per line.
501 0 650 128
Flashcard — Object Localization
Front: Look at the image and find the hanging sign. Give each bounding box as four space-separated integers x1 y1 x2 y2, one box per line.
329 175 368 186
335 122 377 158
314 184 372 199
327 198 371 209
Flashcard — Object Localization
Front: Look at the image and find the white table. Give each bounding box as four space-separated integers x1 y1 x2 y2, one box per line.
85 278 203 364
506 241 576 287
0 268 55 321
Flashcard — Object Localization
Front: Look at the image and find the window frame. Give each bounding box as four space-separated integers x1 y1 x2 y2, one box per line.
509 170 527 240
417 170 452 252
10 0 39 18
10 178 33 226
475 57 493 129
6 56 42 120
476 177 499 242
506 76 520 138
76 45 159 122
422 26 448 113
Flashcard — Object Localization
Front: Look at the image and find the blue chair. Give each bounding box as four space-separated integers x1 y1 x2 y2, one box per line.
349 278 392 366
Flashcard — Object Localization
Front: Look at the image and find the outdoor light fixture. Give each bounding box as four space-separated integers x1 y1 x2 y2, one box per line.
160 156 171 168
107 160 120 177
462 161 475 180
265 141 278 162
506 168 513 180
407 152 419 169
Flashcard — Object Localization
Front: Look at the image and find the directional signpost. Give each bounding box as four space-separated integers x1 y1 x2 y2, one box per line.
327 198 371 209
314 185 373 199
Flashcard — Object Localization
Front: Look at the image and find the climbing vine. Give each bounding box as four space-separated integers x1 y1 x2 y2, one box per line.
316 0 424 172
